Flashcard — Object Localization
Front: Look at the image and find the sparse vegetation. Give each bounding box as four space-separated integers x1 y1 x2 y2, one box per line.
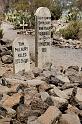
11 0 29 12
10 0 62 21
50 0 62 20
59 21 80 40
75 0 82 11
66 7 80 21
30 0 62 20
0 13 5 21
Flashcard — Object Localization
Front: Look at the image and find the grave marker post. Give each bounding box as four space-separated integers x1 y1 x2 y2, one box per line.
35 7 51 68
13 37 30 73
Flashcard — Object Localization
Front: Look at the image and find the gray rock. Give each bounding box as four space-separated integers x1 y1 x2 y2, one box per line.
68 75 82 83
2 93 22 108
76 88 82 103
32 67 43 77
67 66 79 72
56 74 70 83
0 85 10 94
42 70 52 78
48 75 65 86
10 119 21 124
27 118 41 124
61 83 78 90
37 106 61 124
65 68 78 77
63 88 73 97
0 106 7 117
76 88 82 110
38 82 50 92
49 85 68 99
44 97 54 106
65 104 80 115
40 91 49 102
0 46 8 56
58 113 81 124
0 118 11 124
0 50 12 57
1 55 13 64
1 78 9 86
6 108 16 117
51 96 68 109
27 79 46 87
27 116 38 124
24 71 35 80
30 95 49 115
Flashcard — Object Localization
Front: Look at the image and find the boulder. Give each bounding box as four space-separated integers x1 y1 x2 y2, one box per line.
24 88 38 106
6 108 16 117
0 118 11 124
27 79 46 87
27 116 39 124
66 104 80 115
44 97 54 106
76 88 82 102
16 104 29 123
30 95 49 115
0 68 6 77
58 113 81 124
0 106 7 117
16 95 48 122
10 119 21 124
69 86 78 106
76 88 82 109
49 85 68 99
43 63 52 71
61 83 78 90
0 46 8 56
67 66 79 72
51 96 68 110
3 93 22 108
38 106 61 124
51 65 63 75
48 75 64 86
27 119 41 124
1 78 9 86
24 71 35 79
5 78 27 86
42 70 52 78
63 88 73 97
40 91 50 102
38 82 50 92
64 66 81 83
0 85 10 94
0 50 12 57
9 83 21 93
56 74 70 83
1 55 13 64
48 74 70 87
68 75 82 83
32 67 43 77
65 68 78 77
0 40 6 45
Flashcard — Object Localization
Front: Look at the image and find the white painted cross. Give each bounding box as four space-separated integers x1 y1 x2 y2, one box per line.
35 7 51 68
20 20 28 32
13 37 30 73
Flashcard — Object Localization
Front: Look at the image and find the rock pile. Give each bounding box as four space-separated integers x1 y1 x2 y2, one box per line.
52 37 82 49
0 39 13 64
0 65 82 124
